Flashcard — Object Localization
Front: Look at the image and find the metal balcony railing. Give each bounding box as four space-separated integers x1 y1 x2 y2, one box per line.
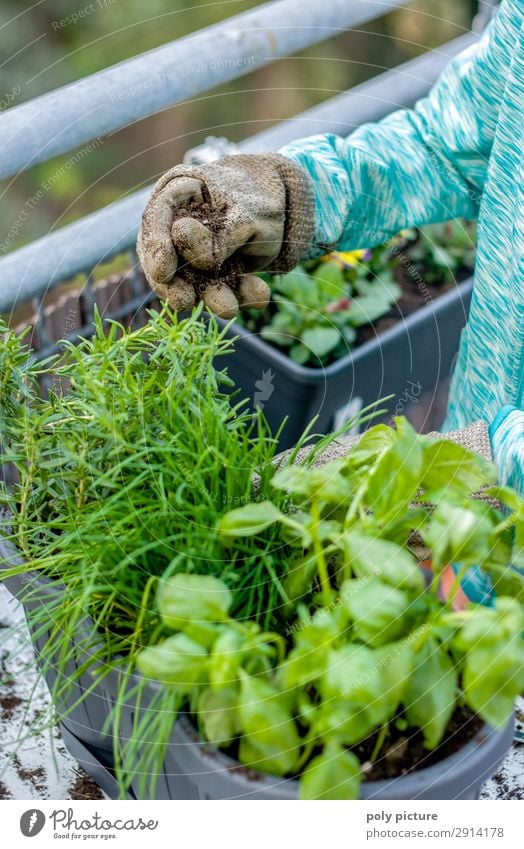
0 0 497 335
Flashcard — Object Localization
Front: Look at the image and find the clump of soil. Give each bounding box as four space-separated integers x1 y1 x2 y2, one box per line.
69 770 105 800
183 199 227 237
488 769 523 801
0 692 23 721
13 755 47 793
356 706 483 782
183 258 245 298
0 780 12 799
174 199 245 294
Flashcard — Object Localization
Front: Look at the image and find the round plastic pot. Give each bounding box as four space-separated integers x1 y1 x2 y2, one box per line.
162 715 514 800
0 525 114 753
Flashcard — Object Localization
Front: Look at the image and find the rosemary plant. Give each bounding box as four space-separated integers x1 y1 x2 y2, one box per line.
0 306 376 796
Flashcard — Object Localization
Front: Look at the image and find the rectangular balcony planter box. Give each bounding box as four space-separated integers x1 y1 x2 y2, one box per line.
7 271 472 459
218 278 473 450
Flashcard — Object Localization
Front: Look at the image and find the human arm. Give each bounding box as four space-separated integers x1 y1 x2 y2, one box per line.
279 0 515 253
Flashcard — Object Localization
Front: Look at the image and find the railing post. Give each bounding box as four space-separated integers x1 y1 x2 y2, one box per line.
473 0 499 32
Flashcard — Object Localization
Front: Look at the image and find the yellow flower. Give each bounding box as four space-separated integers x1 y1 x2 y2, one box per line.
321 249 371 269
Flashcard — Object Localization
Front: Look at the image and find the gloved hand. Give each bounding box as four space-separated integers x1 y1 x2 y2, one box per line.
136 153 314 318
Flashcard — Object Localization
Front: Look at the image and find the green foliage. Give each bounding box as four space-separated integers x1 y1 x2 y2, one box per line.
338 531 424 592
341 579 413 647
0 306 299 637
237 220 477 367
140 417 524 799
403 640 458 749
0 306 368 797
137 633 209 688
239 248 401 367
238 673 301 776
300 743 361 800
218 501 285 537
2 309 522 800
0 306 316 791
406 220 477 283
157 573 232 630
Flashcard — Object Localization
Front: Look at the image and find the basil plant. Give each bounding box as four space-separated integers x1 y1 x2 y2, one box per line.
138 418 524 799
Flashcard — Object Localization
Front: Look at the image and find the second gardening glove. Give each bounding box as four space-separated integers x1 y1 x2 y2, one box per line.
136 153 315 318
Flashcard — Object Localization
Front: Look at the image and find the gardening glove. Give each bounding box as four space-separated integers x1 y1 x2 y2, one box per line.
136 153 315 319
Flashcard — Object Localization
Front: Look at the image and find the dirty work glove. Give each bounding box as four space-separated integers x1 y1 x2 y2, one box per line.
136 153 314 319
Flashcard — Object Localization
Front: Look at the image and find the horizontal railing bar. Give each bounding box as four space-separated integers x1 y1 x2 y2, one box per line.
0 0 409 181
0 33 475 314
240 32 476 150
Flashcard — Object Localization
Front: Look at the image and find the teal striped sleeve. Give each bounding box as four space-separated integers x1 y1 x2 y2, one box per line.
490 406 524 494
279 2 512 255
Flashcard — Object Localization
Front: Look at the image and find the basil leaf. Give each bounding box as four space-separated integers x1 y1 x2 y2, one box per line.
137 633 208 688
295 607 344 651
424 502 494 568
463 640 524 728
272 459 351 503
300 743 361 800
404 640 457 749
378 507 429 546
313 699 378 746
218 501 284 537
182 621 223 650
341 579 411 647
481 564 524 602
452 597 524 652
198 686 239 746
364 418 425 523
277 645 328 689
208 628 245 688
283 552 319 602
338 530 424 592
421 439 496 501
344 424 397 471
513 506 524 569
158 573 232 630
321 644 381 702
238 675 300 776
377 640 414 708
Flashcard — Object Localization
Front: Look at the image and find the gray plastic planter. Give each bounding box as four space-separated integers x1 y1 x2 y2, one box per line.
0 522 514 801
161 714 514 800
0 531 114 754
57 709 515 801
219 279 473 449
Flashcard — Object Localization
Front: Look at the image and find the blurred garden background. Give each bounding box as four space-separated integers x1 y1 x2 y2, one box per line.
1 0 477 260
